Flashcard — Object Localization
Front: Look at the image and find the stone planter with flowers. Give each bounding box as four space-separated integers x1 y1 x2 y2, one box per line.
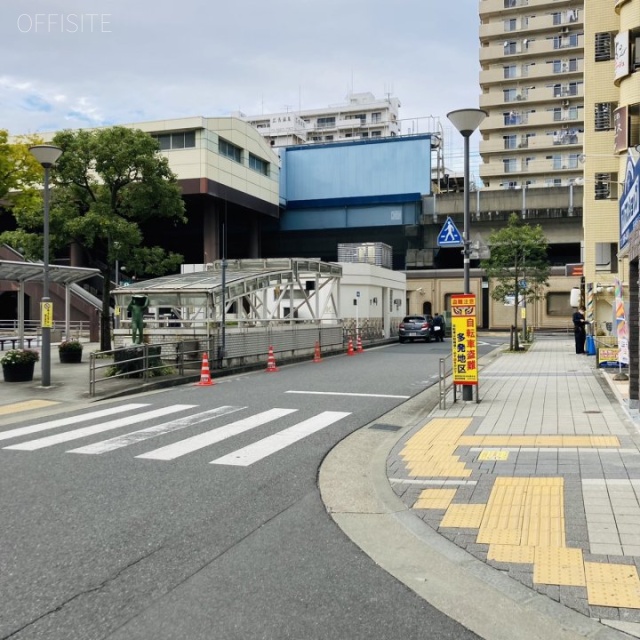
58 340 83 363
1 348 39 382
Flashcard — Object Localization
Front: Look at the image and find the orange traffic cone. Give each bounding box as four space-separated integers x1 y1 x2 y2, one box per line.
196 352 214 386
347 337 355 356
356 334 363 353
265 345 279 372
313 341 322 363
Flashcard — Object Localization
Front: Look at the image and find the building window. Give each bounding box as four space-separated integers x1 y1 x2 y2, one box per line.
371 112 382 124
505 18 516 31
219 138 242 163
504 134 517 149
595 32 613 61
504 41 517 55
546 292 573 316
595 173 618 200
152 130 196 150
371 131 382 138
554 34 579 50
595 242 618 273
594 102 615 130
317 117 335 129
504 65 517 79
248 153 269 176
503 158 518 173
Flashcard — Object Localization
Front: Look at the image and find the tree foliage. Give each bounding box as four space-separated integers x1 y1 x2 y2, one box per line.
480 213 550 351
0 129 44 218
0 126 187 350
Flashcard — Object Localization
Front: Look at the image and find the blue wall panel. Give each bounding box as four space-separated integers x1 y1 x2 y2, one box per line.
282 136 432 203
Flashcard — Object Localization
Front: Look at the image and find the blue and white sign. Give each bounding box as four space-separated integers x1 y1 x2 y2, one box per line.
437 217 463 247
620 152 640 251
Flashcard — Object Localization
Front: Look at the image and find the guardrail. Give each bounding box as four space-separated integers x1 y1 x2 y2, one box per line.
89 324 347 397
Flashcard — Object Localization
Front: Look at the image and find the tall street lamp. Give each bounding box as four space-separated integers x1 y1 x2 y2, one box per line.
447 109 486 401
29 144 63 388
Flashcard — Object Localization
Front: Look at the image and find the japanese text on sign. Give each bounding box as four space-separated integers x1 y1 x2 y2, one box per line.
451 294 478 386
41 301 53 329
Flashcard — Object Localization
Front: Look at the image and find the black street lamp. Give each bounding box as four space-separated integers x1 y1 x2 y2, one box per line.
29 144 63 387
446 109 486 401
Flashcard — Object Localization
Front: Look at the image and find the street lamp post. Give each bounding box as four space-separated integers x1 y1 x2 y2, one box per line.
446 109 487 401
29 145 63 388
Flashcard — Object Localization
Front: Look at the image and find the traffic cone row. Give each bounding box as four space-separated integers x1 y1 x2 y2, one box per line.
265 345 279 372
347 337 355 356
313 341 322 363
196 352 214 386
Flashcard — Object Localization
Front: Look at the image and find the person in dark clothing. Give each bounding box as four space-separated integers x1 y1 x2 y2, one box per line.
572 306 587 354
432 312 445 342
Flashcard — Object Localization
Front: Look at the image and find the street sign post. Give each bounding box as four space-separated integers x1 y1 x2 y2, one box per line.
437 217 463 247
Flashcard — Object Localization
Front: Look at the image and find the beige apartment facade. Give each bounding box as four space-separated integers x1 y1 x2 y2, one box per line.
479 0 584 190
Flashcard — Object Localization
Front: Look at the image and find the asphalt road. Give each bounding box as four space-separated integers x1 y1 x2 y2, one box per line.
0 338 505 640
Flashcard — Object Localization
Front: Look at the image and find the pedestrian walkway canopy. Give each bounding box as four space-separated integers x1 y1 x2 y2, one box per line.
0 259 100 344
112 258 343 327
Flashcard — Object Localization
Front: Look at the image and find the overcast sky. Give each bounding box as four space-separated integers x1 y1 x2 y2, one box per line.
1 0 481 173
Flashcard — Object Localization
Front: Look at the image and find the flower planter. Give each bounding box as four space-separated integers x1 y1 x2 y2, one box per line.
59 350 82 364
2 362 35 382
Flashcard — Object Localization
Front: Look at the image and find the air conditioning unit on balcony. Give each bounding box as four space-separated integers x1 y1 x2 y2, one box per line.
515 94 523 101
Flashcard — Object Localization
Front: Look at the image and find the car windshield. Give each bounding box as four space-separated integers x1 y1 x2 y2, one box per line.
404 316 427 323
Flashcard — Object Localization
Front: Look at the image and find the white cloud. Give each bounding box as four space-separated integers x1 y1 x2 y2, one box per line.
0 0 481 171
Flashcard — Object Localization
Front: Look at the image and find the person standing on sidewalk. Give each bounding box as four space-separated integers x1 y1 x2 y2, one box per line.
432 312 445 342
572 306 587 354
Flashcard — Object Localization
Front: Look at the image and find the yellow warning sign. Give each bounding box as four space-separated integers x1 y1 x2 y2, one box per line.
41 301 53 328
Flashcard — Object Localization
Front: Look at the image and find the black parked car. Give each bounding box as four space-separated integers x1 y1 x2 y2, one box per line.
398 315 434 343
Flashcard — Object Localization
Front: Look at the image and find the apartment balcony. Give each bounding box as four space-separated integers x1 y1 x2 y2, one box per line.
480 60 583 85
481 131 583 154
481 109 583 133
480 0 580 17
480 35 582 65
480 11 581 39
336 118 364 130
480 157 582 178
480 84 583 109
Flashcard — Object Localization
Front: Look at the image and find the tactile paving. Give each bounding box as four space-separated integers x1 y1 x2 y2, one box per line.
584 562 640 609
533 547 586 586
488 544 535 564
413 488 457 510
440 503 486 529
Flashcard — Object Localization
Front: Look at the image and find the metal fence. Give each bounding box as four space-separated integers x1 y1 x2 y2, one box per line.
89 324 346 397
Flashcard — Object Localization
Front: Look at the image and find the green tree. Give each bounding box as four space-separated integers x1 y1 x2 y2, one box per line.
1 126 187 351
480 213 550 351
0 129 44 218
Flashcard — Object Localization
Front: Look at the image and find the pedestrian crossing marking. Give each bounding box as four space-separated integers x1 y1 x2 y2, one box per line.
211 411 350 466
136 408 297 461
68 406 245 455
0 403 149 443
4 405 195 451
0 404 354 467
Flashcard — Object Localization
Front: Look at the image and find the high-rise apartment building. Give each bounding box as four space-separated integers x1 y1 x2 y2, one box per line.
234 92 401 147
479 0 584 190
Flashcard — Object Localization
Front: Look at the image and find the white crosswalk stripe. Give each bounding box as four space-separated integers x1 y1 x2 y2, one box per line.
136 408 297 461
68 406 244 455
0 404 353 466
4 405 195 451
0 403 149 443
210 411 350 466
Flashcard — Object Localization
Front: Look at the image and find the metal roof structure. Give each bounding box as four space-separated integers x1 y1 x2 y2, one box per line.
112 258 343 325
0 260 100 285
0 259 100 346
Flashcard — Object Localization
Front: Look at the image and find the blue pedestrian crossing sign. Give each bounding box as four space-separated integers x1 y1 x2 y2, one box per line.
437 217 463 247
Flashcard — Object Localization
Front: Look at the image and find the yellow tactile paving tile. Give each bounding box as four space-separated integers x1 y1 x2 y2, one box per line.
413 488 457 510
488 544 536 564
400 418 473 478
478 450 509 461
584 563 640 609
440 503 486 529
476 478 565 547
0 399 58 415
533 548 586 587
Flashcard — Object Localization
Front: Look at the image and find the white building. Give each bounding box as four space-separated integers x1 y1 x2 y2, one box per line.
234 92 402 147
